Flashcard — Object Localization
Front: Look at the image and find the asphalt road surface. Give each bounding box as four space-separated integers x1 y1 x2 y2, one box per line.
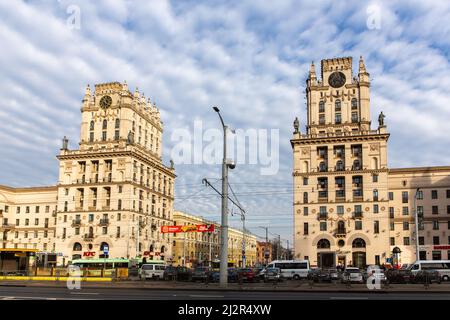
1 286 450 300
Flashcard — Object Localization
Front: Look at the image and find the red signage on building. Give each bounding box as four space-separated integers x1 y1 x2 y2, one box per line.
160 224 215 233
434 245 450 250
83 251 96 257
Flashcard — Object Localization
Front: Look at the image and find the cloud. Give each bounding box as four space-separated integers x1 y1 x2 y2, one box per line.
1 0 450 241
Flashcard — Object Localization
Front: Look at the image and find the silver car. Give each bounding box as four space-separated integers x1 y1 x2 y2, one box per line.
342 267 364 283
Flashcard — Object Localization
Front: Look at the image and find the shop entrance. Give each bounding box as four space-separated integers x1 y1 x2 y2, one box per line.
318 252 335 268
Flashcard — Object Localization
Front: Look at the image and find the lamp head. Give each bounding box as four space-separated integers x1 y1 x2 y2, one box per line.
213 106 220 113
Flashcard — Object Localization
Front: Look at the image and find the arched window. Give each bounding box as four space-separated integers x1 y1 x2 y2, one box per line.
88 226 93 236
373 189 378 201
73 242 82 251
302 161 309 173
338 221 346 234
319 161 327 172
149 244 154 252
353 160 361 171
351 98 358 109
303 192 308 204
102 119 108 130
161 246 166 253
317 239 331 249
372 157 378 170
335 99 341 111
336 160 344 171
319 101 325 113
352 238 366 248
115 119 120 129
90 121 95 130
100 242 109 251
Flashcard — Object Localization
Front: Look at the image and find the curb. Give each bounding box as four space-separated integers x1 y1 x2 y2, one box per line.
1 282 448 294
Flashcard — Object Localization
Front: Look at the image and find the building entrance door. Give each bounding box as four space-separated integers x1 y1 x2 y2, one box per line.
352 252 366 269
318 252 335 268
337 255 346 268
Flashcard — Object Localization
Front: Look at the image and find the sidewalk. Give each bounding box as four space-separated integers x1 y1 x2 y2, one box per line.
1 279 450 293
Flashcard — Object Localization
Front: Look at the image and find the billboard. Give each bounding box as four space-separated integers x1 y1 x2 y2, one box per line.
160 224 215 233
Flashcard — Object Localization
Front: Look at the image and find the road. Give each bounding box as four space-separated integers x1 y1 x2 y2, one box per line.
1 286 450 300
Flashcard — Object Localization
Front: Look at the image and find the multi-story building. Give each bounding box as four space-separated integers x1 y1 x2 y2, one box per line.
0 82 176 267
292 56 450 268
172 211 257 268
256 241 273 266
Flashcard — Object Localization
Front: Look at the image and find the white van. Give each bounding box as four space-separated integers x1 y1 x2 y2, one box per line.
139 262 166 280
408 260 450 281
266 260 310 280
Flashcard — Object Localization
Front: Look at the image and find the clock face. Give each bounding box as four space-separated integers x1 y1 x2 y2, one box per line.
328 71 346 88
100 95 112 109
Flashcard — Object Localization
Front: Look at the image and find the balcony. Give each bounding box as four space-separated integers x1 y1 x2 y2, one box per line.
318 213 328 220
99 219 109 226
72 219 82 227
353 212 363 219
1 224 15 230
335 228 346 238
83 234 94 241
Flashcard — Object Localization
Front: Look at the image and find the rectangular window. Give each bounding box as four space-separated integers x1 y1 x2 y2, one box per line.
320 222 327 231
34 218 39 226
115 130 120 140
335 113 341 124
372 174 378 183
374 221 379 234
303 207 309 216
319 114 325 125
89 132 94 142
355 221 362 230
390 222 394 231
447 205 450 214
303 177 308 185
304 223 309 235
403 237 410 246
433 221 439 230
102 131 107 141
16 207 20 214
102 227 108 235
89 214 94 222
15 219 19 226
45 206 50 213
337 206 344 215
402 207 409 216
433 236 440 245
390 237 395 246
403 221 409 231
389 207 394 218
373 204 379 214
351 112 358 123
388 192 394 201
432 206 439 214
402 191 408 203
419 237 425 246
447 190 450 198
26 206 30 213
416 190 423 200
431 190 438 199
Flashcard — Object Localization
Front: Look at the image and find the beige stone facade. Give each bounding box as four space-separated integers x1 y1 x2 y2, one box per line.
172 211 257 268
292 57 450 268
1 82 176 266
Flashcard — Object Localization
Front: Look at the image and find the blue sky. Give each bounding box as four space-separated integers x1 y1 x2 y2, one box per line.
1 0 450 244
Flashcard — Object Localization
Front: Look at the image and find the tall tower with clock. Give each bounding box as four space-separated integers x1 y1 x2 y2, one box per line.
291 57 390 269
54 82 176 265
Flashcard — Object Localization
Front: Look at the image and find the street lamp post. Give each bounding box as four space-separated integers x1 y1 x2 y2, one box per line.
213 106 235 288
414 188 421 262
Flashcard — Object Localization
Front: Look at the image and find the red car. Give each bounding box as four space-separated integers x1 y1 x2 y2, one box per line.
237 268 257 282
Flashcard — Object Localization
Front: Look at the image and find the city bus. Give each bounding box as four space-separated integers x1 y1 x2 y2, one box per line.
408 260 450 281
71 258 131 278
265 260 310 279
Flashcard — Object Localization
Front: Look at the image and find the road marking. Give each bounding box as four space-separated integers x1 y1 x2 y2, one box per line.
330 297 369 300
70 292 100 295
189 294 224 298
0 295 57 300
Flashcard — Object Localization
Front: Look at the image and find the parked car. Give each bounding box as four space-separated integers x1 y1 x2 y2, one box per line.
139 263 165 280
163 266 192 281
263 267 282 283
411 270 441 284
327 268 341 281
385 269 414 284
363 265 387 283
342 268 364 283
191 266 212 282
211 268 238 283
237 268 257 282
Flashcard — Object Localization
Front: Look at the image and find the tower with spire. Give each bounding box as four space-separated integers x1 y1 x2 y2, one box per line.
291 56 390 269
